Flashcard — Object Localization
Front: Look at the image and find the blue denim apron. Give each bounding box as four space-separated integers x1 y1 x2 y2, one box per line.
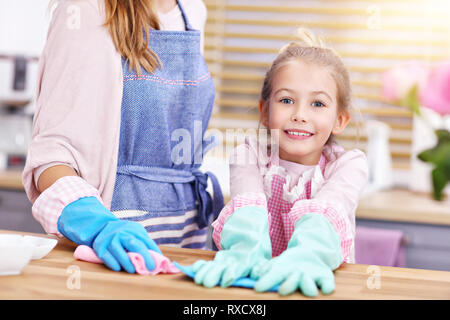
110 0 223 249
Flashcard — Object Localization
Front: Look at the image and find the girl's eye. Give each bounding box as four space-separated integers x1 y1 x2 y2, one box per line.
280 98 294 104
312 100 325 107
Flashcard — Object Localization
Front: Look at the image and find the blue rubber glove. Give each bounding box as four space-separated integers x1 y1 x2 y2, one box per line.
192 206 272 288
57 196 161 273
253 213 342 297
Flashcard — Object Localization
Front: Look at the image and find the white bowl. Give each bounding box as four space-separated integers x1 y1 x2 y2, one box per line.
0 234 34 276
23 235 58 260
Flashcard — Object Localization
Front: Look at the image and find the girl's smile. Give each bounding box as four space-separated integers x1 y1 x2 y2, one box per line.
283 128 314 140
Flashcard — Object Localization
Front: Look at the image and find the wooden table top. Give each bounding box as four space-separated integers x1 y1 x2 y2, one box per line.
1 230 450 300
356 188 450 226
0 169 23 191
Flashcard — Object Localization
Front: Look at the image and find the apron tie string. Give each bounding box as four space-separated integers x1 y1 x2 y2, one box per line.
116 165 224 229
192 169 224 229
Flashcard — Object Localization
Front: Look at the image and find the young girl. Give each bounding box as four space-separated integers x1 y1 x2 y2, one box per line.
192 29 368 296
22 0 223 274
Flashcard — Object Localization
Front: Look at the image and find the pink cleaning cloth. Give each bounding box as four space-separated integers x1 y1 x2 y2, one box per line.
355 226 406 267
74 245 180 275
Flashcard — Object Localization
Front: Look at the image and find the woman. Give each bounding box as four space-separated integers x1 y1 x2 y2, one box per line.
22 0 223 273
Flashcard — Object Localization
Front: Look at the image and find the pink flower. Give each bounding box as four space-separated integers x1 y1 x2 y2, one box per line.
381 61 429 102
419 62 450 116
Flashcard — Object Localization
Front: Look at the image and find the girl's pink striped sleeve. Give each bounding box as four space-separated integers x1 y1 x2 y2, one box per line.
32 176 104 236
212 138 268 249
287 199 353 263
212 192 267 250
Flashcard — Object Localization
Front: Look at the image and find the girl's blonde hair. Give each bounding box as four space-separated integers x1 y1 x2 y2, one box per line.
260 28 352 145
104 0 161 75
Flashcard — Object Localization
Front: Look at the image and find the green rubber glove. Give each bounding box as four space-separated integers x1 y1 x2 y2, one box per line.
192 206 272 288
254 213 343 297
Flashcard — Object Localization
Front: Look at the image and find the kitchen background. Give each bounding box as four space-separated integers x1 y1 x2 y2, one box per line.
0 0 449 271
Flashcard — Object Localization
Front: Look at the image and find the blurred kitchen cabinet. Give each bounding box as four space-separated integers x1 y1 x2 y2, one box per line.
356 189 450 272
0 189 44 234
356 218 450 271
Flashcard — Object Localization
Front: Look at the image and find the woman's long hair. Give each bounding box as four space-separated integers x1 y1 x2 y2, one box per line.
104 0 161 75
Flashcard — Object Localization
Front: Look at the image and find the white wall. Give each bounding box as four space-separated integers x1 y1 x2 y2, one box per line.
0 0 52 113
0 0 51 55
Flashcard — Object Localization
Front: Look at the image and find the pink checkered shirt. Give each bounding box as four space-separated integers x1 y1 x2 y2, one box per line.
212 140 368 263
32 176 104 236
